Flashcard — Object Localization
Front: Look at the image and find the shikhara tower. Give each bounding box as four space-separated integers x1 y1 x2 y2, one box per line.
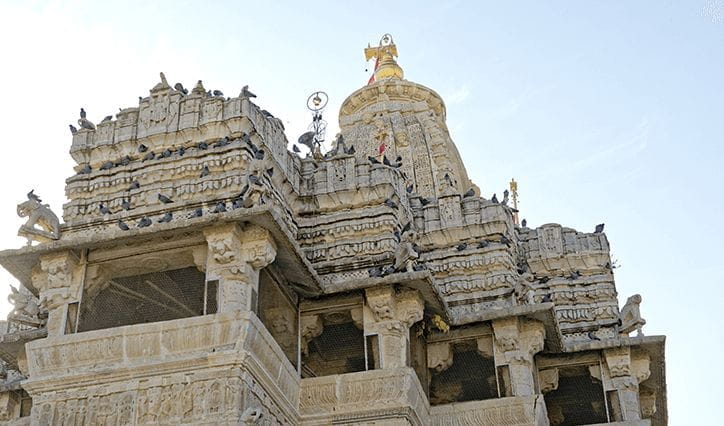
0 36 666 425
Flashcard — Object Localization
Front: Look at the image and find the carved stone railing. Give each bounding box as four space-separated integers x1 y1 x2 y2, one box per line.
23 311 300 424
299 367 428 425
429 395 548 426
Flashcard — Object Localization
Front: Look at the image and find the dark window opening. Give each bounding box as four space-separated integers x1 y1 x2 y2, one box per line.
544 365 608 426
19 390 32 417
366 334 380 370
302 314 365 377
78 266 210 332
429 346 497 405
409 324 429 396
258 268 298 368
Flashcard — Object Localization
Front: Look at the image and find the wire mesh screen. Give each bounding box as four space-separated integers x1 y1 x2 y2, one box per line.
429 350 498 405
78 267 208 332
303 322 365 377
544 365 609 425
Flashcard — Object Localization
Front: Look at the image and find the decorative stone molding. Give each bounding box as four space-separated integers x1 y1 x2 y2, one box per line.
604 347 632 378
538 368 559 393
427 342 453 373
32 251 81 336
300 314 323 355
602 347 652 421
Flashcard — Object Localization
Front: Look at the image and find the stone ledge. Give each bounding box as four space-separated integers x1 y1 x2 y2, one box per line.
429 395 547 426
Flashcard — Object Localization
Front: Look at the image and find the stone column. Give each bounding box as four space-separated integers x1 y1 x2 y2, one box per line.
203 224 277 313
364 287 424 369
603 347 651 421
33 251 81 336
492 317 545 396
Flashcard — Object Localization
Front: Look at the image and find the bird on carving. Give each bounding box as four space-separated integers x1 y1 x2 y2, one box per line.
500 235 511 246
174 83 188 95
346 145 356 155
569 270 581 280
117 219 130 231
232 197 245 209
214 137 230 148
240 85 256 99
406 184 414 194
138 144 148 153
158 194 174 204
367 266 383 277
384 198 397 209
248 174 261 186
393 230 401 242
401 222 411 235
254 149 265 161
412 263 427 272
99 203 112 215
200 165 210 178
587 331 601 341
211 202 226 213
594 223 605 233
116 156 132 167
80 108 87 119
541 293 552 303
206 90 212 97
189 208 203 218
444 173 452 184
158 212 173 223
292 144 301 154
121 199 131 211
178 146 186 156
239 184 249 198
137 217 152 228
502 189 509 206
298 131 316 152
265 167 274 178
368 156 380 165
100 161 114 170
491 193 499 203
69 124 78 134
456 243 467 251
101 115 113 123
521 219 528 228
212 90 224 97
477 240 489 249
197 141 209 150
463 188 475 198
128 181 140 191
78 164 91 175
143 151 155 161
383 156 392 167
261 109 274 118
160 148 173 158
420 197 431 206
27 190 41 202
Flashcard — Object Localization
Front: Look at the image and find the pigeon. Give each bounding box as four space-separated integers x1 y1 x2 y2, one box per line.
368 156 380 165
383 156 392 167
174 83 188 95
292 144 301 153
463 188 475 198
239 184 249 197
444 173 452 184
26 190 40 202
198 141 209 150
569 271 581 280
368 266 384 278
200 165 210 178
254 149 265 160
189 208 203 218
78 164 92 174
248 174 261 186
261 109 274 118
500 235 511 246
412 263 427 272
541 293 552 303
206 90 212 97
395 155 402 167
240 85 256 98
477 240 489 249
121 199 131 211
99 203 112 215
158 212 173 223
406 184 414 194
101 115 113 123
116 155 132 166
137 217 152 228
69 124 78 134
138 144 148 153
521 219 528 227
160 148 173 158
265 167 274 177
393 231 401 242
178 146 186 156
594 223 605 233
143 152 155 161
539 276 550 284
346 145 356 155
456 243 467 251
211 202 226 213
212 90 224 97
117 219 130 231
298 131 316 151
502 189 509 206
383 266 396 276
214 137 230 148
100 161 114 170
80 108 87 119
491 193 499 203
420 197 431 206
401 222 411 234
587 331 601 341
128 181 140 191
384 199 397 209
158 194 174 204
232 197 245 209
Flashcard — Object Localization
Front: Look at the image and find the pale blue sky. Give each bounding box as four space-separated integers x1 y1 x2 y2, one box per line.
0 1 722 423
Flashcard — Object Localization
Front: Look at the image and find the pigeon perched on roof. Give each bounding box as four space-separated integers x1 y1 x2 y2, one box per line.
502 189 509 206
69 124 77 134
406 184 414 193
384 199 397 209
491 193 499 203
594 223 605 233
477 240 489 249
158 194 174 204
128 181 140 191
200 166 210 178
158 212 173 223
78 164 91 175
211 202 226 213
240 85 256 99
117 220 130 231
137 217 152 228
456 243 467 251
212 90 224 97
174 83 188 95
189 208 203 218
346 145 356 155
143 152 155 161
292 144 301 153
463 188 475 198
100 161 114 170
101 115 113 123
138 144 148 153
121 199 131 211
197 141 209 150
521 219 528 227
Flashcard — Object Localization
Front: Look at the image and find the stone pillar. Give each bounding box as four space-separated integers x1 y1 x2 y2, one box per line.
603 347 651 421
492 317 545 396
33 251 81 336
364 287 424 369
203 224 277 313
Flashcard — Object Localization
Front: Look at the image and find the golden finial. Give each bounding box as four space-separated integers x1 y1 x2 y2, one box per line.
364 33 404 83
510 178 520 225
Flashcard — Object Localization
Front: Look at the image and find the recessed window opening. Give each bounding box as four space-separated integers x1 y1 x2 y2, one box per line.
544 365 608 426
429 339 497 405
302 310 364 378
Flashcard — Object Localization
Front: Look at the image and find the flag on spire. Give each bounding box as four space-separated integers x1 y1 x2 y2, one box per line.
367 55 380 85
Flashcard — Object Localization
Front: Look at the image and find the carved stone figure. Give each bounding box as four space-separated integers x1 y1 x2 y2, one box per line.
7 284 43 327
16 191 60 245
620 294 646 336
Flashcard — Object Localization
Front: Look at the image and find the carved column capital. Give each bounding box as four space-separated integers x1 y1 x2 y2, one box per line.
492 317 546 397
427 342 453 373
300 314 324 355
34 250 81 336
604 347 631 378
539 368 560 394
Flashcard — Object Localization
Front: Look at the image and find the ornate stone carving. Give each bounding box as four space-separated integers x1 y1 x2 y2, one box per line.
16 190 60 245
300 314 324 355
604 347 631 378
620 294 646 336
539 368 559 393
7 284 44 328
427 342 453 373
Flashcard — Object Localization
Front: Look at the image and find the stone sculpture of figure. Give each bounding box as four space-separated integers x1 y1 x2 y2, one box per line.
240 407 262 424
393 231 419 273
17 190 60 245
619 294 646 336
7 285 43 327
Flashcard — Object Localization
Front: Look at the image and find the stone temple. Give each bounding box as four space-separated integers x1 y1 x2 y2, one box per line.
0 36 666 425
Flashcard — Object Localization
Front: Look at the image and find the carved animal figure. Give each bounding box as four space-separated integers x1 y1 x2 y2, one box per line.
16 191 60 244
620 294 646 336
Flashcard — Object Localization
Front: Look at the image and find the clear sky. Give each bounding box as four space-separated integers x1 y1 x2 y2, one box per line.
0 1 721 423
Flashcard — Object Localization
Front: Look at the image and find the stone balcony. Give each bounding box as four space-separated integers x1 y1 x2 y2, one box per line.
430 395 548 426
22 311 299 424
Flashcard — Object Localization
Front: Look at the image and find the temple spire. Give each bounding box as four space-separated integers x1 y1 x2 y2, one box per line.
365 33 404 84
